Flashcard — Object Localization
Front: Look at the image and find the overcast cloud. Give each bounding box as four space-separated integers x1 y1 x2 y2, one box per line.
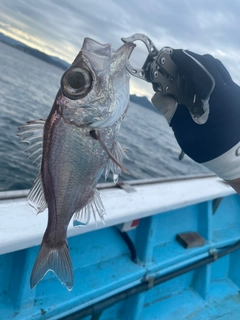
0 0 240 97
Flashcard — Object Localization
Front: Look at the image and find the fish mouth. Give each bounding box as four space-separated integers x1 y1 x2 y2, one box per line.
61 66 93 100
60 39 135 103
114 41 136 59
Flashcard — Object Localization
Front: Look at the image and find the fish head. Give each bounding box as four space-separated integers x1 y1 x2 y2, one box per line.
59 38 135 127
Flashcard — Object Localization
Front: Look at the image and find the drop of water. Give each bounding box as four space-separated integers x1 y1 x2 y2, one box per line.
113 174 119 183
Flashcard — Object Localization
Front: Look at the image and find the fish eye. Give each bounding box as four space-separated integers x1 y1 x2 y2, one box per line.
61 67 92 99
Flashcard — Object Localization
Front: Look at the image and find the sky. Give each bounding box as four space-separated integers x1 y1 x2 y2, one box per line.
0 0 240 98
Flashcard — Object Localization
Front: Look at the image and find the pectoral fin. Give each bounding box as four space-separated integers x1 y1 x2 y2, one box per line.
105 141 128 182
90 129 128 181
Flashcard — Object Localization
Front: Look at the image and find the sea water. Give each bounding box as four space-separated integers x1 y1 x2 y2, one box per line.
0 42 209 191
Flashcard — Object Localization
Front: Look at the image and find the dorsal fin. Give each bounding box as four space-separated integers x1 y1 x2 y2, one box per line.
17 119 45 167
28 172 47 214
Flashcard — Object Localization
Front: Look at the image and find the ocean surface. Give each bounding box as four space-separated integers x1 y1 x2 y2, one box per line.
0 42 210 192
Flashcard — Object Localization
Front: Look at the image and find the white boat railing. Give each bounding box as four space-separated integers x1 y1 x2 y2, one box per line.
0 174 235 255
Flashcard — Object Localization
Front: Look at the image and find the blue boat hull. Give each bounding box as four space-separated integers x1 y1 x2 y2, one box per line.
1 177 240 319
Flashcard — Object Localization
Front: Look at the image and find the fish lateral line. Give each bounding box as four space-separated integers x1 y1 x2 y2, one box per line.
90 129 129 174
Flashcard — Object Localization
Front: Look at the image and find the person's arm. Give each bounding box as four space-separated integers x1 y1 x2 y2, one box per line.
152 50 240 194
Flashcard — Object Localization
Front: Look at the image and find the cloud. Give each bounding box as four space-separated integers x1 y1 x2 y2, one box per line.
0 0 240 96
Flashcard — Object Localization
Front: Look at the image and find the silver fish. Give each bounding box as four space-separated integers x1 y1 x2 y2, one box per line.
18 38 135 290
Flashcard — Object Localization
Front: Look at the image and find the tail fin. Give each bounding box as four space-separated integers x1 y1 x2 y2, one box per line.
30 240 73 291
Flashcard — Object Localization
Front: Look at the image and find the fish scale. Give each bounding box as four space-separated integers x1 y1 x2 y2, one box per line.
18 37 135 290
47 118 108 220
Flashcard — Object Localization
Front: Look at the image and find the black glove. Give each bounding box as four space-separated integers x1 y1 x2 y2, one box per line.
152 50 240 181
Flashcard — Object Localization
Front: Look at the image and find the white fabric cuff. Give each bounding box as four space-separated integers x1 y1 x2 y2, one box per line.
201 141 240 180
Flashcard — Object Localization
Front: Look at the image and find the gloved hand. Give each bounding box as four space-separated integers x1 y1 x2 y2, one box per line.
152 50 240 185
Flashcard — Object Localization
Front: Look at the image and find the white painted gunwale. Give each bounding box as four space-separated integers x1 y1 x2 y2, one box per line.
0 176 235 255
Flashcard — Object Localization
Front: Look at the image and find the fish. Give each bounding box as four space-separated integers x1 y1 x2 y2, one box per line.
17 38 135 290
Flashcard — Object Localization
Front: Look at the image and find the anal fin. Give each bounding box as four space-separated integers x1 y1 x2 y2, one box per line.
73 190 105 227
